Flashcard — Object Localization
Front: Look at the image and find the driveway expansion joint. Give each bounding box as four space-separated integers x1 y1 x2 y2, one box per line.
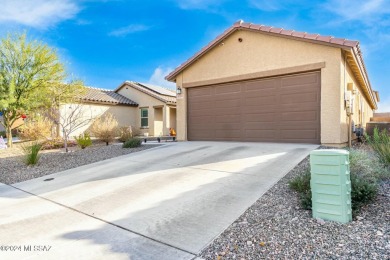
4 183 197 257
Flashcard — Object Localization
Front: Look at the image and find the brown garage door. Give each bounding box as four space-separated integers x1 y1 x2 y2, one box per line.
187 71 321 143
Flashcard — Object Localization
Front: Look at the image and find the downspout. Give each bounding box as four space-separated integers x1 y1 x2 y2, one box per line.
345 52 352 148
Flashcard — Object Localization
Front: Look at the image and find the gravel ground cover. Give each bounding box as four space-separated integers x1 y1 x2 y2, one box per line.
0 143 161 184
200 156 390 260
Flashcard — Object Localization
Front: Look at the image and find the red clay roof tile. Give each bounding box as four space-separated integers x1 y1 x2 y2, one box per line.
291 31 306 38
280 29 294 36
166 21 361 82
304 33 319 40
270 27 283 33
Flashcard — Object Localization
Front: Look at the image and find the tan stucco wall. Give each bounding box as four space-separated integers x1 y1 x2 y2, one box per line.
340 55 374 143
175 29 343 144
117 86 171 136
59 103 136 138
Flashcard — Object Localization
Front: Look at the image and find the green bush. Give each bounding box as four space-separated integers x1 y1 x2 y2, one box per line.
289 148 384 214
23 142 43 165
349 149 389 182
350 174 377 211
365 128 390 166
74 133 92 149
289 169 312 210
289 168 311 193
122 138 142 148
118 126 133 142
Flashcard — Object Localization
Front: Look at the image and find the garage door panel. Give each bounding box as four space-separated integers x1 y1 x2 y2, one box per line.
280 129 318 140
215 99 241 109
216 129 241 139
216 115 241 123
189 87 214 97
281 73 319 86
245 129 276 139
245 96 277 106
189 130 215 140
280 92 318 104
243 88 276 98
245 105 278 113
215 84 241 94
245 79 278 91
281 111 318 121
215 108 241 115
244 122 279 130
189 115 215 125
244 113 277 122
187 71 320 143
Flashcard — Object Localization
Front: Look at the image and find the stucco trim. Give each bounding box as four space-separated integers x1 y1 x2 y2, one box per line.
182 62 326 88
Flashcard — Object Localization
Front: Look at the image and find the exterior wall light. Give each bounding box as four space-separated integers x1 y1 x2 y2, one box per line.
176 87 182 95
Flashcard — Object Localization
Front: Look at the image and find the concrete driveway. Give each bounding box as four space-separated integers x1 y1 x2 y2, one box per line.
0 141 317 259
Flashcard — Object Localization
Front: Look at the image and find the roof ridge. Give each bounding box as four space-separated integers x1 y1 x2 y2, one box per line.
166 20 360 81
123 81 176 104
84 86 113 92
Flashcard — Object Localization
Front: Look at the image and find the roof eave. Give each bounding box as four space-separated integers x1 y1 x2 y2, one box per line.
166 22 359 82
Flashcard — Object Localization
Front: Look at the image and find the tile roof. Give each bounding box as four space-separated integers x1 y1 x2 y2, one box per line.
165 20 360 81
117 81 177 104
80 87 138 106
165 20 377 109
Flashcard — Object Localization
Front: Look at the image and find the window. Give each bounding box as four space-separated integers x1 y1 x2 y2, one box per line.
141 108 148 128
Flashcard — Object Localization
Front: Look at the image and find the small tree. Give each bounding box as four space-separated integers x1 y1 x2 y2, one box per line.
0 33 65 147
91 113 118 145
47 103 94 152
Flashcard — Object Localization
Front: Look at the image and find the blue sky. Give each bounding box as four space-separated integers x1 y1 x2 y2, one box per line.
0 0 389 111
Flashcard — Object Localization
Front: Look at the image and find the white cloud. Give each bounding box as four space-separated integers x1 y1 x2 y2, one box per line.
324 0 390 24
109 24 151 37
0 0 80 29
148 67 176 90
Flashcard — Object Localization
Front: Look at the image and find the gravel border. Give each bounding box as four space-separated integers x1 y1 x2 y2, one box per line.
0 144 161 184
200 156 390 259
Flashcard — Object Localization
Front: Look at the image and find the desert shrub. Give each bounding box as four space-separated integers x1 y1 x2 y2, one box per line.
22 142 43 165
91 113 118 145
349 149 389 182
289 148 383 214
18 117 52 141
118 126 133 142
350 174 378 211
122 138 142 148
289 169 312 209
365 128 390 166
74 133 92 149
42 139 77 150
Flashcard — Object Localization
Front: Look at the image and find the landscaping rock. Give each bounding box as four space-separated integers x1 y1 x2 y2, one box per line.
199 156 390 259
0 144 160 184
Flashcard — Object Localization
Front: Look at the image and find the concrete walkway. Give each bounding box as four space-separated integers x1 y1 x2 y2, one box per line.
0 141 318 259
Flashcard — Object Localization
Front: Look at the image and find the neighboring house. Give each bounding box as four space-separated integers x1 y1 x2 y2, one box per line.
61 87 138 137
64 82 176 137
166 20 379 146
114 81 177 137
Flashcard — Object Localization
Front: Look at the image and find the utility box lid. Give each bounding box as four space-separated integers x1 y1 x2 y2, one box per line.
310 149 349 156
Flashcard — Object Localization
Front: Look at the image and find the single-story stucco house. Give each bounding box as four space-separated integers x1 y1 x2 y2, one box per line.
166 20 380 146
60 81 177 137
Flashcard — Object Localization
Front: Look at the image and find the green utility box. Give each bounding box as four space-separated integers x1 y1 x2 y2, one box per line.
310 149 352 223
